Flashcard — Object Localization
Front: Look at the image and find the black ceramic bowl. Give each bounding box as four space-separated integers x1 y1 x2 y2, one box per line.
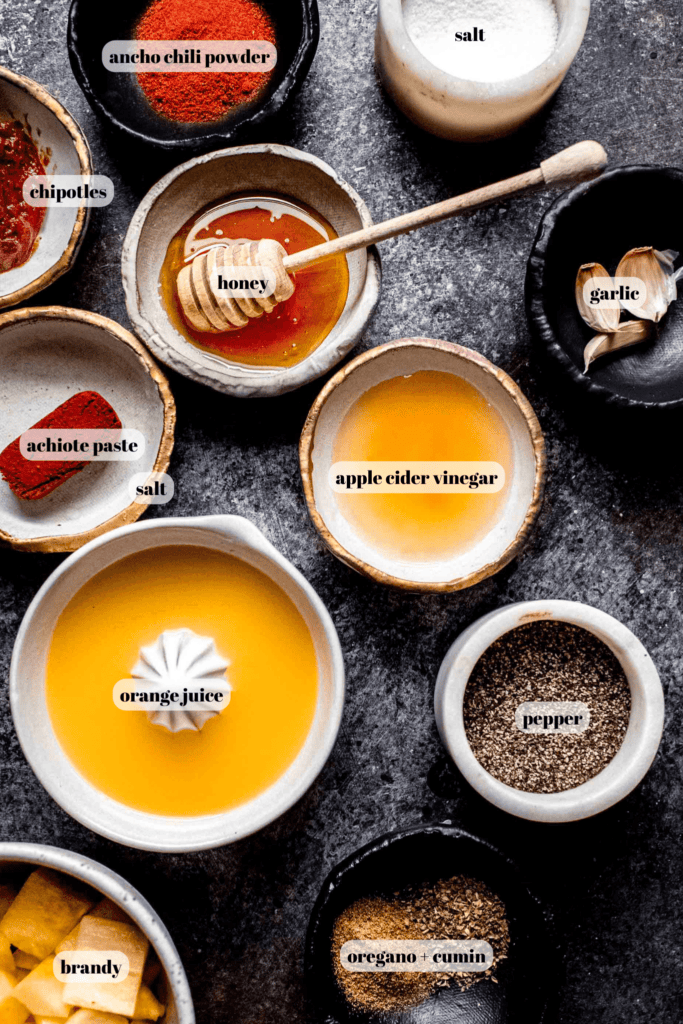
67 0 319 150
306 825 556 1024
526 165 683 409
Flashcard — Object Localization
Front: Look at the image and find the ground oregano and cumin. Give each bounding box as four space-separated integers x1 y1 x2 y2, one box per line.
463 620 632 793
332 876 509 1014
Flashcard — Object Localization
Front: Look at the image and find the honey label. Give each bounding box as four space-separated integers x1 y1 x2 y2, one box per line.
210 265 277 299
340 940 494 973
54 952 129 982
330 462 505 493
102 40 277 72
515 702 590 734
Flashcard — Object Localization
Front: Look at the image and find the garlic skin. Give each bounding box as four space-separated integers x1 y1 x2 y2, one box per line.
583 320 653 374
575 263 621 334
128 628 232 733
615 247 680 322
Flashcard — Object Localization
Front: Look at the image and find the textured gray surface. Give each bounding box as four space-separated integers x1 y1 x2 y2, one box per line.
0 1 682 1021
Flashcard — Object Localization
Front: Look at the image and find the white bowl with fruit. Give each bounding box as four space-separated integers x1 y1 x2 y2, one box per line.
0 843 193 1024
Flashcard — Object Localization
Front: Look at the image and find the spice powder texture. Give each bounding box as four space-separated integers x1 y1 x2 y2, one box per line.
332 876 509 1014
135 0 277 123
463 621 632 793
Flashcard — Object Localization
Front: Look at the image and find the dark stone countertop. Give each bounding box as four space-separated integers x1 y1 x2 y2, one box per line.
0 1 682 1021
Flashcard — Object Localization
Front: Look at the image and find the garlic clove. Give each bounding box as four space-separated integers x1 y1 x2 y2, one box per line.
583 319 653 373
575 263 621 334
614 247 679 322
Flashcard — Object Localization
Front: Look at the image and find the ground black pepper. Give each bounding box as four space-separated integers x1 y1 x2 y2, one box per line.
331 875 509 1014
463 620 631 793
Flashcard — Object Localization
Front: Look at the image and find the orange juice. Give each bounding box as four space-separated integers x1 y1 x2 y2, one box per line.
332 370 513 562
46 545 318 816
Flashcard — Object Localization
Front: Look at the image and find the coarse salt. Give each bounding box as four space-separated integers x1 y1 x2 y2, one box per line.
404 0 559 84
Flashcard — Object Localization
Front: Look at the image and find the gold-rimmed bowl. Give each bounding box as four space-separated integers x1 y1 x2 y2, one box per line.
300 338 545 592
0 66 92 308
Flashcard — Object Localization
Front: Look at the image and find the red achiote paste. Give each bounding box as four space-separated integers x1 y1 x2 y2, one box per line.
0 391 122 501
135 0 277 123
0 118 46 273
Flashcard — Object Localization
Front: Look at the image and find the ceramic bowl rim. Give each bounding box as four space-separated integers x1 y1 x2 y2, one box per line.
121 142 382 397
9 514 345 852
66 0 320 150
525 163 683 410
0 64 92 309
0 305 176 553
434 599 665 822
377 0 590 99
299 337 546 592
0 841 195 1024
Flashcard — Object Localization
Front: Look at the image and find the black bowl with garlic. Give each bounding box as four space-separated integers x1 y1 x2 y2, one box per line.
526 165 683 409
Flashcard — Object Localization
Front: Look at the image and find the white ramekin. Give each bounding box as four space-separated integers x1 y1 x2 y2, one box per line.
434 600 664 822
10 515 345 851
376 0 591 141
0 842 194 1024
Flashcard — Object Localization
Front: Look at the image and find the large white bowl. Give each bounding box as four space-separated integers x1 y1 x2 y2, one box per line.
434 600 664 822
0 842 194 1024
10 515 345 851
375 0 591 141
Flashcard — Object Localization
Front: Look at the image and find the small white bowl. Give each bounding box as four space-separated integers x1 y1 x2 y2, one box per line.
0 65 92 307
0 842 194 1024
300 338 545 591
375 0 591 141
434 600 665 822
122 144 381 398
10 514 345 852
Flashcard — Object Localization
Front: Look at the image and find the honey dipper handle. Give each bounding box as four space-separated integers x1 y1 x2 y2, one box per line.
282 140 608 273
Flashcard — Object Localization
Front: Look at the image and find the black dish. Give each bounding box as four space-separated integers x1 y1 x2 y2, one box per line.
305 825 556 1024
526 165 683 409
67 0 319 150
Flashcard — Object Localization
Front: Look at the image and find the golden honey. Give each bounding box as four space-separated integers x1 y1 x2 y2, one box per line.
46 545 318 817
332 370 513 562
160 192 349 368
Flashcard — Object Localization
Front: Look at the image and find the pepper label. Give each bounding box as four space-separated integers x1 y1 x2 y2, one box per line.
515 701 591 734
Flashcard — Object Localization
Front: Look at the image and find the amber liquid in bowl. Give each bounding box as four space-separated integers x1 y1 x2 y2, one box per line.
160 192 350 368
46 545 318 817
332 370 513 563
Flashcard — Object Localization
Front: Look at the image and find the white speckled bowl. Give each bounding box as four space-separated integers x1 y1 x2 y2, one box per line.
376 0 591 141
0 843 194 1024
10 515 345 852
122 144 381 398
0 65 91 307
434 600 665 822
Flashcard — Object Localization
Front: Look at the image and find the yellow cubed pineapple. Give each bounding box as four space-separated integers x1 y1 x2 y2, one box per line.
11 957 39 974
62 918 147 1018
0 967 30 1024
87 904 128 926
0 885 18 925
68 1012 128 1024
1 872 95 960
12 957 72 1018
132 985 164 1021
0 936 13 974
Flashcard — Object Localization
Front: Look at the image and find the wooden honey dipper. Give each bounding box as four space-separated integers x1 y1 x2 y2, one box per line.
177 141 607 333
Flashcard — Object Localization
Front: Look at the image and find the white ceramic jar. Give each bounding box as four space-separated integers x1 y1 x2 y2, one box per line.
434 600 664 822
376 0 591 141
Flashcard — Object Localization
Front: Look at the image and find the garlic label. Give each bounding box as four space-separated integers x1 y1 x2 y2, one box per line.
113 628 232 733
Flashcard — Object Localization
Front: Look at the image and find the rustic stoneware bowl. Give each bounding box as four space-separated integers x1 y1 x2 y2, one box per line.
0 65 91 308
10 514 345 852
0 307 175 553
0 842 194 1024
68 0 319 151
526 165 683 408
300 338 545 592
375 0 590 141
305 824 556 1024
122 144 381 397
434 600 665 823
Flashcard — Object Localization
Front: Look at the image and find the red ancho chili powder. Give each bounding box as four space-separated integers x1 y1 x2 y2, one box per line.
135 0 277 124
0 118 46 273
